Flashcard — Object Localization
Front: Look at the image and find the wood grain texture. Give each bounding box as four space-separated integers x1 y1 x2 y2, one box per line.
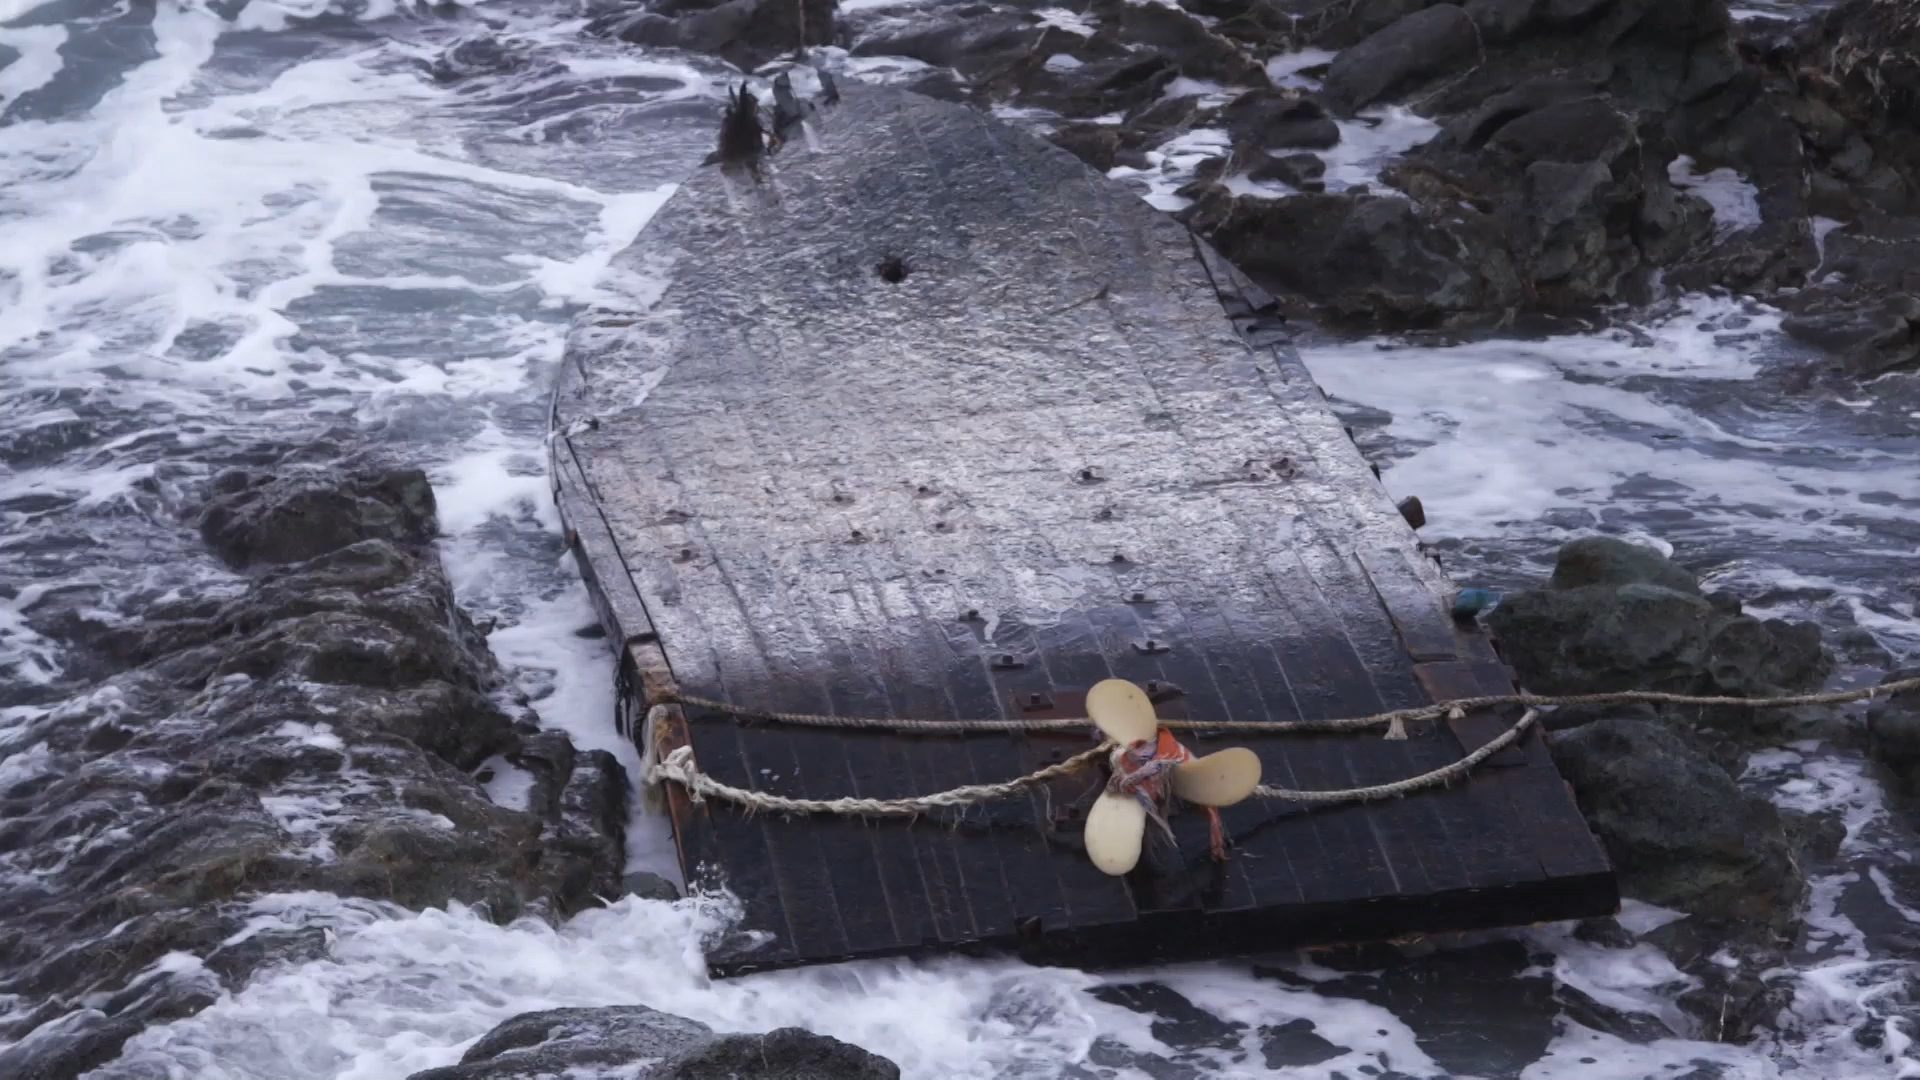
549 85 1615 975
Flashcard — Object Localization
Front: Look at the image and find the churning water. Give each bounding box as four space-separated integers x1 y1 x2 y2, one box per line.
2 2 1916 1077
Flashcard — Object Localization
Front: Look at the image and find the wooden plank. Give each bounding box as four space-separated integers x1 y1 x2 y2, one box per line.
1455 659 1614 882
552 440 658 649
774 548 922 956
1415 658 1531 770
553 82 1615 976
1267 541 1464 899
662 514 853 965
1413 661 1547 888
1355 547 1462 663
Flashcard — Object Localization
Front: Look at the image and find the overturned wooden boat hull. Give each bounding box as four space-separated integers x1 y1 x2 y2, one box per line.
549 82 1615 975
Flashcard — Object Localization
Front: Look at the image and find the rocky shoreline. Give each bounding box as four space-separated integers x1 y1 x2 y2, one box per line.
2 0 1912 1074
595 0 1919 377
0 465 629 1079
1490 538 1848 1042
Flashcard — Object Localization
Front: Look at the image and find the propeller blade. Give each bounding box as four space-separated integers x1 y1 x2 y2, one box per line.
1085 678 1158 746
1171 747 1262 807
1084 791 1147 875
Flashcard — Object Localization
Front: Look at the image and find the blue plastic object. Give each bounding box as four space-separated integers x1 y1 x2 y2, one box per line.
1451 587 1499 621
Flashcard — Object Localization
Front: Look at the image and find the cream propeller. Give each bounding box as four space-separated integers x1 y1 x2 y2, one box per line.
1081 678 1263 876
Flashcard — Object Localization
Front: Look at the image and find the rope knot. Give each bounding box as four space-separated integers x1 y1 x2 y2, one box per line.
656 745 703 803
1106 729 1190 800
1104 729 1229 861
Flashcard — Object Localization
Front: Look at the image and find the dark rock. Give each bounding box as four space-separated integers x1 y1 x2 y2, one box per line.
848 9 1048 79
0 467 629 1079
1867 667 1920 789
1635 919 1792 1041
1704 614 1830 707
1103 0 1270 87
592 0 835 70
1466 0 1539 41
621 870 683 902
1454 76 1608 148
1548 536 1701 594
1487 97 1634 166
1048 122 1124 171
1489 582 1718 694
1250 151 1328 190
1781 293 1920 377
1541 701 1662 732
1556 983 1677 1042
1489 538 1830 712
1259 1017 1345 1068
1063 56 1185 119
409 1006 715 1080
1182 190 1523 327
655 1027 902 1080
1800 0 1920 189
1547 718 1804 931
1093 981 1244 1049
1781 808 1846 867
1571 916 1637 948
1220 89 1341 153
1310 0 1431 49
406 1006 900 1080
1320 6 1482 115
198 465 437 570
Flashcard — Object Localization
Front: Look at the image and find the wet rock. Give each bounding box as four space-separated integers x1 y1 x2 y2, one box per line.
1048 122 1125 171
1800 0 1920 187
408 1006 714 1080
198 465 436 570
1866 667 1920 790
1782 807 1846 867
1181 190 1523 327
1059 56 1189 119
1251 151 1328 191
1637 919 1792 1043
1555 983 1677 1043
1313 0 1435 49
0 465 629 1080
1488 538 1831 718
657 1026 903 1080
1549 536 1701 595
1547 718 1804 932
1387 102 1715 313
1220 90 1341 153
1489 581 1718 693
590 0 836 70
1259 1017 1345 1068
1093 981 1244 1050
834 0 1919 351
1466 0 1541 41
1571 916 1637 948
1320 6 1481 116
621 870 683 901
848 9 1051 79
406 1006 901 1080
1102 0 1270 87
1781 293 1920 377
